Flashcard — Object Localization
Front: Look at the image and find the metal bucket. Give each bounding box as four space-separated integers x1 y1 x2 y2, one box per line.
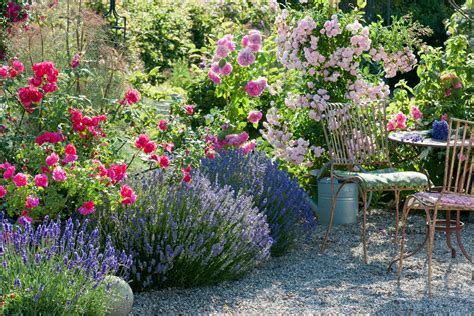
316 177 359 225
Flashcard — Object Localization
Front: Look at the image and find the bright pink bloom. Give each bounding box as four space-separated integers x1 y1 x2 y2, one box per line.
395 112 407 129
42 83 57 93
107 163 127 184
78 201 95 215
182 173 191 183
161 143 174 153
9 69 17 78
28 76 42 87
46 153 59 166
34 174 48 187
120 185 137 205
185 105 194 115
52 166 67 182
208 70 222 85
158 119 167 131
0 162 15 179
63 154 78 164
247 110 263 124
159 155 170 168
410 105 422 120
124 89 140 105
12 60 24 73
13 173 28 187
135 134 150 149
35 132 64 145
241 140 256 154
0 185 6 198
237 47 256 67
244 77 267 97
0 66 9 78
64 144 77 155
143 141 157 154
25 195 39 209
32 61 59 84
18 86 43 112
387 119 396 132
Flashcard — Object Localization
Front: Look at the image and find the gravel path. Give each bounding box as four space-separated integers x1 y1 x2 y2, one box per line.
132 209 473 314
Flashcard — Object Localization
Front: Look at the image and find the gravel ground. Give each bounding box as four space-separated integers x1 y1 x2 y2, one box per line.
132 209 473 314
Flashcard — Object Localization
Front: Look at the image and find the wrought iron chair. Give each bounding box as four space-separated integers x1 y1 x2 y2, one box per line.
396 118 474 297
319 101 430 263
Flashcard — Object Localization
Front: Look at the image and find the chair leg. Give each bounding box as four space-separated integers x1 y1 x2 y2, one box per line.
362 191 369 264
445 211 456 258
455 210 473 263
397 197 413 282
321 180 348 251
427 206 439 298
394 190 400 242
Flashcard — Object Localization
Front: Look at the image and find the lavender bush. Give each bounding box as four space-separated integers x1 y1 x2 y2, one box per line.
199 150 316 255
104 171 272 291
0 214 132 315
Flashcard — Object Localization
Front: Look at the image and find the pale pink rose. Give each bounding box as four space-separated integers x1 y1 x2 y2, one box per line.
247 110 263 124
410 105 422 120
208 70 222 85
244 77 267 97
237 47 256 67
395 112 407 129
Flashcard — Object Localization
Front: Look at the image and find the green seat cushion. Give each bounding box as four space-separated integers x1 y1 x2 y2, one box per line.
333 168 429 190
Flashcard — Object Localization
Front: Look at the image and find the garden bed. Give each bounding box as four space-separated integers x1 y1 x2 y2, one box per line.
133 209 473 314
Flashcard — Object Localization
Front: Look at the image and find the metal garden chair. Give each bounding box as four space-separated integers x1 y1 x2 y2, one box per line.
319 101 430 263
396 118 474 297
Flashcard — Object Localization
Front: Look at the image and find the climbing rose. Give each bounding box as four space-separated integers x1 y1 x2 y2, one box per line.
134 134 150 149
13 173 28 187
120 185 137 205
0 185 6 198
410 106 422 120
247 110 263 124
42 83 57 93
0 66 9 78
107 163 127 184
46 153 59 166
143 141 157 154
1 163 15 179
52 166 67 182
158 119 167 131
123 89 140 105
78 201 95 216
71 54 81 68
208 70 222 85
387 119 396 132
244 77 267 97
25 195 39 209
35 132 64 145
159 155 169 168
34 174 48 187
12 60 24 73
185 105 194 115
18 86 43 112
237 47 256 67
395 112 407 129
220 63 233 76
64 144 77 155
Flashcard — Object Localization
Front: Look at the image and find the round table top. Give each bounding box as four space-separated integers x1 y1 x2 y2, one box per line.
388 130 470 148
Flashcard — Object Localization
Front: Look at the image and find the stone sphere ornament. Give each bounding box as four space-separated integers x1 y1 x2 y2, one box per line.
104 276 134 316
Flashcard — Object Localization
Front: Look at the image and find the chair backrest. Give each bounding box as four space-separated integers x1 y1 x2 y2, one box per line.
443 118 474 195
321 101 390 167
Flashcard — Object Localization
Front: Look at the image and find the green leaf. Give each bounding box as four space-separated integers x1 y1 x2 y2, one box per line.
357 0 367 8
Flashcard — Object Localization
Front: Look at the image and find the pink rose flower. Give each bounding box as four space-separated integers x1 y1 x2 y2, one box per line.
13 173 28 187
244 77 267 97
0 162 15 179
63 154 78 164
0 66 8 79
237 47 256 67
159 155 170 168
65 144 77 155
46 153 59 166
208 70 222 85
241 140 256 154
0 185 6 198
52 166 67 182
410 105 422 120
247 110 263 124
120 184 137 205
78 201 95 215
135 134 150 149
42 83 57 93
185 105 194 115
220 63 233 76
395 112 407 129
387 119 396 132
124 89 140 105
25 195 39 209
12 60 24 73
143 141 157 154
445 88 452 97
71 54 81 69
158 119 167 131
34 174 48 187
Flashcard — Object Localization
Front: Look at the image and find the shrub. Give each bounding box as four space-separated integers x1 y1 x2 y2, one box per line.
0 214 132 315
199 149 316 255
102 171 272 291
